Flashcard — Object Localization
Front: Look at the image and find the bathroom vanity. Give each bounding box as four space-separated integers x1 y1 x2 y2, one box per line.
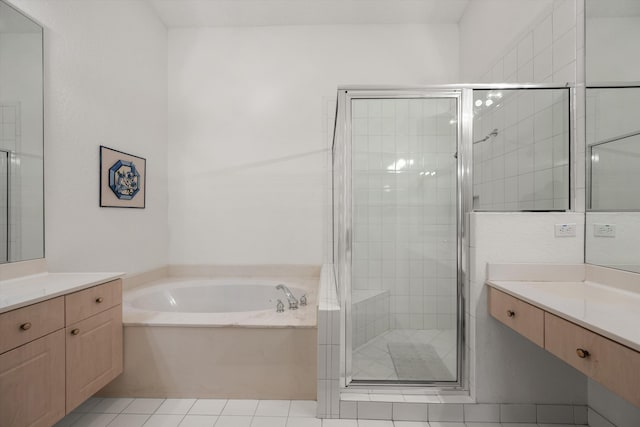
0 273 123 427
486 264 640 407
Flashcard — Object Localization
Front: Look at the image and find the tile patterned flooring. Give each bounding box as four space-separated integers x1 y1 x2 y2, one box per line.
352 329 457 381
54 398 589 427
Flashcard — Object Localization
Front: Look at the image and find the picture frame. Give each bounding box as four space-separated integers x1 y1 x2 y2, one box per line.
99 145 146 208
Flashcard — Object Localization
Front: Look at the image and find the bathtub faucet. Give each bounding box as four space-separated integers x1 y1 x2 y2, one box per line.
276 284 298 310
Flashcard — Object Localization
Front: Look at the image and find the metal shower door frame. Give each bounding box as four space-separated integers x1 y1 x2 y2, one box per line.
336 87 473 390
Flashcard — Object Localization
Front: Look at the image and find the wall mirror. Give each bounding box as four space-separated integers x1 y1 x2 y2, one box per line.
0 0 44 263
585 0 640 272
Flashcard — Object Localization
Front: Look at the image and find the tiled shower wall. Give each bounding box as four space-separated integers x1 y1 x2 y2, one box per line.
477 1 577 86
472 0 578 212
473 88 570 210
351 98 457 333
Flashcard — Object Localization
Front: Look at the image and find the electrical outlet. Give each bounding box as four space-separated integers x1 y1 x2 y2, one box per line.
594 223 616 237
555 223 577 237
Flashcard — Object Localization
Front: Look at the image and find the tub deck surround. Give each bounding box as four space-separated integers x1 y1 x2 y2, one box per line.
485 263 640 408
100 267 319 400
0 272 125 314
122 276 318 327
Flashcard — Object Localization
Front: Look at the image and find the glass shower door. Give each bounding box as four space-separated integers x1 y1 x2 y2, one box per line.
347 94 460 384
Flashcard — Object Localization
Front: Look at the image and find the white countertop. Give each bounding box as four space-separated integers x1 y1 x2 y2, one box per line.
0 272 124 314
487 279 640 352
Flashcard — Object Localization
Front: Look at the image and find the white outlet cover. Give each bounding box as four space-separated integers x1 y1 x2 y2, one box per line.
555 223 577 237
594 223 616 237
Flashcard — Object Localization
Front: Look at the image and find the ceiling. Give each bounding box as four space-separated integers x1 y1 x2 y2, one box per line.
145 0 470 28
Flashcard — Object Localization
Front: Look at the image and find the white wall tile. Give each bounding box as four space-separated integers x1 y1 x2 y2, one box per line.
339 402 357 419
536 405 574 424
427 404 463 422
392 403 428 422
534 15 553 55
356 402 392 420
553 0 576 40
553 29 576 72
463 404 500 423
517 33 534 68
499 404 537 423
534 47 553 81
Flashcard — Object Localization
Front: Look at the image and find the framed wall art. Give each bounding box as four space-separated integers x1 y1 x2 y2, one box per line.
100 146 146 208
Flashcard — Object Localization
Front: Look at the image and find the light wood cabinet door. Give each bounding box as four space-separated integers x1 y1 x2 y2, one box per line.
488 287 544 347
0 330 65 427
66 305 123 413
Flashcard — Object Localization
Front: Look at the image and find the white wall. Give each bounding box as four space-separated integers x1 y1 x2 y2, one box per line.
586 17 640 82
11 0 169 274
168 24 459 265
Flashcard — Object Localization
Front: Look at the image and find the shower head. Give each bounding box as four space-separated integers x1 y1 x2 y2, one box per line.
473 128 499 144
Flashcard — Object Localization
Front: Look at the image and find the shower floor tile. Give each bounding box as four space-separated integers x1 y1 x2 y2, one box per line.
352 329 457 382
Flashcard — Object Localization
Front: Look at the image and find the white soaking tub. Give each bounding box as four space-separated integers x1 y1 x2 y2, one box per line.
99 275 318 399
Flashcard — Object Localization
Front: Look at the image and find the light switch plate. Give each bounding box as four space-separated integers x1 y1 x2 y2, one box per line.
555 223 577 237
594 223 616 237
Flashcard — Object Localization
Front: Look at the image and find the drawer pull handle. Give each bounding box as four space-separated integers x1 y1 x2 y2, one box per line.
71 328 80 336
96 297 104 303
20 322 32 331
506 310 515 318
576 348 590 359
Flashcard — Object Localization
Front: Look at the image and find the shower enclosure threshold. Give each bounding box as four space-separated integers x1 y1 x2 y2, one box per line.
339 389 474 403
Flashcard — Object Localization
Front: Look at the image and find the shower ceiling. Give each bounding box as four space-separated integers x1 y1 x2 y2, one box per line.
145 0 470 27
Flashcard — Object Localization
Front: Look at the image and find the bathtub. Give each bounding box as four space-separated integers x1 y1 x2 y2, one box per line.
99 274 318 399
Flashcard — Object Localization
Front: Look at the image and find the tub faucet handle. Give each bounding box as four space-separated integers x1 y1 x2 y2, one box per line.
276 299 285 313
276 284 298 310
300 294 307 306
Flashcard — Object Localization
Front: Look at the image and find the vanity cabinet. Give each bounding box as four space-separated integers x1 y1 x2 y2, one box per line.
488 285 640 407
0 278 123 427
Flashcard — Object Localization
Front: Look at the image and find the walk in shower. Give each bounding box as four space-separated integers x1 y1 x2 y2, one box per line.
332 86 571 388
333 88 471 386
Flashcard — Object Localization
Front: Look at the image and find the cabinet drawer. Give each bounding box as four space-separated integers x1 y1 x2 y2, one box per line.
0 329 66 427
66 305 123 413
65 279 122 325
488 287 544 347
545 312 640 406
0 297 65 354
